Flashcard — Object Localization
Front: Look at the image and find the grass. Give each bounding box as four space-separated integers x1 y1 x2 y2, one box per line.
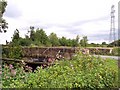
105 58 118 70
104 58 118 87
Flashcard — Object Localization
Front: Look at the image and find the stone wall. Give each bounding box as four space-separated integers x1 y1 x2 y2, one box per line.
22 47 79 59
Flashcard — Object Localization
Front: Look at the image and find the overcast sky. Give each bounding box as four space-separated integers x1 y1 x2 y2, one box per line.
0 0 119 44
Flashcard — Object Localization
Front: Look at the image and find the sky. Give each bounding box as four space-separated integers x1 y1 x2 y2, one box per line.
0 0 119 44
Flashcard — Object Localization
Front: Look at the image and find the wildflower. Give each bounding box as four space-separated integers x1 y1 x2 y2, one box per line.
28 66 32 70
59 55 62 58
82 49 89 55
83 51 86 54
36 66 40 69
70 64 73 67
11 69 16 76
21 60 26 65
5 76 9 79
48 57 51 62
25 65 32 72
26 65 28 67
21 76 25 78
43 64 46 67
9 64 13 69
28 66 32 72
70 64 74 69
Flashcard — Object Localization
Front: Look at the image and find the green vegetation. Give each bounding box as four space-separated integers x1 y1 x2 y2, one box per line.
0 0 8 33
111 47 120 56
2 45 23 59
80 36 88 47
108 39 120 47
6 27 120 48
2 52 118 88
1 1 119 88
7 28 88 47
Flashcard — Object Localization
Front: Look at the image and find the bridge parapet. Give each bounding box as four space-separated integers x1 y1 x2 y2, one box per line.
22 47 79 59
86 47 113 55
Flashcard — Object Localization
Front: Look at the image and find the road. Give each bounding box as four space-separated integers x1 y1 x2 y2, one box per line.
94 55 120 60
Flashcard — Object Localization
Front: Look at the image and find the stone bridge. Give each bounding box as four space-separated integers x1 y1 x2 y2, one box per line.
22 47 79 60
22 47 113 59
2 46 114 68
86 47 113 55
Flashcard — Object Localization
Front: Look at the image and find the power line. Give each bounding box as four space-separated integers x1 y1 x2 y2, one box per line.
109 5 116 45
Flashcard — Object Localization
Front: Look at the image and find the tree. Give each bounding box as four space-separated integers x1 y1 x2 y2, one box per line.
35 28 49 45
108 39 120 47
12 29 20 41
59 37 68 46
102 42 107 45
19 38 31 46
49 32 59 46
74 35 80 47
80 36 88 47
67 39 73 46
71 39 77 47
0 0 8 32
29 26 35 41
11 29 21 46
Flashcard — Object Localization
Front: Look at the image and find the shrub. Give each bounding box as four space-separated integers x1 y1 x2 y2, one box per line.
2 62 32 88
111 47 120 56
2 46 23 59
2 52 118 88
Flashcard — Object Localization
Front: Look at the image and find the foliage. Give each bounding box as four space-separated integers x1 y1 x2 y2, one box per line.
88 43 103 47
0 0 8 32
108 39 120 47
29 26 35 42
35 29 49 45
11 29 20 46
11 29 32 46
80 36 88 47
19 38 31 46
102 42 107 45
8 27 83 47
2 52 118 88
74 35 80 47
2 45 23 59
59 37 68 46
2 62 32 88
111 47 120 56
49 32 60 46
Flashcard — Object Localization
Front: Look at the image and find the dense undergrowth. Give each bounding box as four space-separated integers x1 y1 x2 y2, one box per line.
1 52 118 89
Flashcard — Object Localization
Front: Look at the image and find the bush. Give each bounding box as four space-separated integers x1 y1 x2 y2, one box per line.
2 52 118 88
2 46 23 59
2 62 32 88
111 47 120 56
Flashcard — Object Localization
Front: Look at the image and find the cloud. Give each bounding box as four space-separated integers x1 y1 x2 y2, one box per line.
4 0 22 18
70 16 110 27
0 0 119 44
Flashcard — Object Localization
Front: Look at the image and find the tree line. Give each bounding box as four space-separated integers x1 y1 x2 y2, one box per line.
1 1 119 47
8 26 88 47
7 26 120 47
